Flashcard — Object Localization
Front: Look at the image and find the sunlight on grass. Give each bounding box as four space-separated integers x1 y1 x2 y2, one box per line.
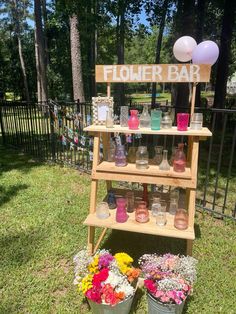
0 145 235 313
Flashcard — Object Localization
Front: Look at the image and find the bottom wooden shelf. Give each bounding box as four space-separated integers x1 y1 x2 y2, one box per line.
83 210 195 240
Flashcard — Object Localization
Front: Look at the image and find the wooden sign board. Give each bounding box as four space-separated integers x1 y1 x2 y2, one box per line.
96 64 211 83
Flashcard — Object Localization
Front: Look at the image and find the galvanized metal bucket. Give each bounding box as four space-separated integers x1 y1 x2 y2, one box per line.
147 293 185 314
87 294 134 314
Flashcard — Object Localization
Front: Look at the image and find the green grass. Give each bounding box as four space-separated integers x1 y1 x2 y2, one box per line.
0 145 236 313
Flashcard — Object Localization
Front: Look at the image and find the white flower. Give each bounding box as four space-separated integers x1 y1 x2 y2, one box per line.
116 281 134 297
104 271 124 287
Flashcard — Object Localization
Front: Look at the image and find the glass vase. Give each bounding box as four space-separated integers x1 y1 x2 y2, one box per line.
156 201 167 226
173 143 186 172
161 112 172 129
151 197 161 217
153 146 163 165
136 146 149 169
126 191 135 213
128 110 139 130
116 198 128 223
127 147 137 163
115 145 127 167
120 106 129 127
107 190 117 209
140 104 151 128
174 208 188 230
190 113 203 130
159 150 170 171
151 110 162 130
177 113 189 131
135 201 149 223
106 108 114 128
96 202 110 219
107 139 116 162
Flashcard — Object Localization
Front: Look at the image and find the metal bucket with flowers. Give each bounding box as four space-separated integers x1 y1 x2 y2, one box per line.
138 253 198 314
73 250 140 314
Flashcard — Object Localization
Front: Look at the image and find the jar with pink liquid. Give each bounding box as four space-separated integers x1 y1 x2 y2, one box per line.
177 113 189 131
173 143 186 172
135 201 149 223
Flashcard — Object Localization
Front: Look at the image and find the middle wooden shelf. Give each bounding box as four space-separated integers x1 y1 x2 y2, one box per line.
93 161 195 188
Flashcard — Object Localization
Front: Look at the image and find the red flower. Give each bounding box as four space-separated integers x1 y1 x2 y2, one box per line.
92 268 109 288
144 279 157 294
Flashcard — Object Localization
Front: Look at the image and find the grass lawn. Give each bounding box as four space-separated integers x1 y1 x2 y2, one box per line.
0 145 236 313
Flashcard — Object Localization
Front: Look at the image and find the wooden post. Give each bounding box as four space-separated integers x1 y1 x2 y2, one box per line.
190 83 197 116
107 83 111 97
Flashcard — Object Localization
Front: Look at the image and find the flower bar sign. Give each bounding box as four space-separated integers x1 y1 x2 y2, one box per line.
96 64 211 83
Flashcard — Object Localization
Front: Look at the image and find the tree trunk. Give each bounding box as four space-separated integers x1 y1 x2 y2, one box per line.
116 0 125 105
69 14 85 102
213 0 236 108
41 0 49 67
151 0 169 108
34 0 48 103
90 0 97 97
34 28 42 102
17 36 30 102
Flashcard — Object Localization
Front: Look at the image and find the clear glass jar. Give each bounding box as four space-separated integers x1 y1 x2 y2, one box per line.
161 112 172 129
115 145 127 167
96 202 110 219
106 108 114 128
135 201 149 223
136 146 149 169
190 113 203 130
126 191 135 213
140 104 151 128
169 146 177 166
107 190 116 209
159 150 170 171
173 143 186 172
151 197 161 217
127 146 137 163
107 139 116 162
169 199 178 215
120 106 129 127
156 201 167 226
153 146 163 165
174 208 188 230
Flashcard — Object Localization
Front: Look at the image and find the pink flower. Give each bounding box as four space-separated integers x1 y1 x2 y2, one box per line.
160 295 170 303
144 280 157 294
155 290 164 298
92 268 109 288
86 288 102 304
104 292 118 306
174 297 182 304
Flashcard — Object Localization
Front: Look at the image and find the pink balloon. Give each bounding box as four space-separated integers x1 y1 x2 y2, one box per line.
192 41 219 65
173 36 197 62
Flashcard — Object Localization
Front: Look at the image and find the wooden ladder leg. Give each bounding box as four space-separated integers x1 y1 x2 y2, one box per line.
87 134 100 255
187 240 193 256
102 132 112 191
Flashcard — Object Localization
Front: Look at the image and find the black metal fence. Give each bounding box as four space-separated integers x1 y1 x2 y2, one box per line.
0 100 235 220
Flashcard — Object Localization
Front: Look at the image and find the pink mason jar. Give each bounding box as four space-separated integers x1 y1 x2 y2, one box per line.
128 110 139 130
135 201 149 223
177 113 190 131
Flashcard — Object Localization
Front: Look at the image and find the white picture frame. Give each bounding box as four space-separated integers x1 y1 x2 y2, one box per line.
92 96 114 125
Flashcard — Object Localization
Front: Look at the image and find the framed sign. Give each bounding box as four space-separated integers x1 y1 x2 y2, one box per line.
92 96 114 125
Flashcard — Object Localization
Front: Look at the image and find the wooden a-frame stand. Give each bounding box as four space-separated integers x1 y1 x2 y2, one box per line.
84 67 212 256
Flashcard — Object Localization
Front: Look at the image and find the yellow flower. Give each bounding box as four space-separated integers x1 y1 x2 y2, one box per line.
114 253 133 275
79 274 93 294
88 255 99 274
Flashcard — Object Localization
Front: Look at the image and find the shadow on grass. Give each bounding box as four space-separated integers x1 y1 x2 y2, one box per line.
101 230 187 264
0 184 28 207
0 227 46 266
0 144 43 177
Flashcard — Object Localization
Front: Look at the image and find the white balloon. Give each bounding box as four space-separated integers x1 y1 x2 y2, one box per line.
173 36 197 62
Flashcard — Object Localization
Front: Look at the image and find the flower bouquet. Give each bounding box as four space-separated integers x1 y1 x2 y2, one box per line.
74 249 140 314
138 253 197 314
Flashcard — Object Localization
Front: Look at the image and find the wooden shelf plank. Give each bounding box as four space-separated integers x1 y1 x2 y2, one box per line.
83 210 195 240
96 162 192 179
84 125 212 137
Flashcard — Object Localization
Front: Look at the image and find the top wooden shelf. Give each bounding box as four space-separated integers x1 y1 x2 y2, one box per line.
84 125 212 137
